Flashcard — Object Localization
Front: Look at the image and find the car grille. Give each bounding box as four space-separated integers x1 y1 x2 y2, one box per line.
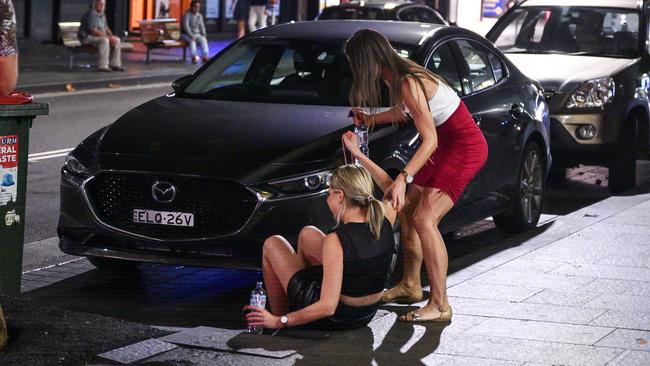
84 172 258 240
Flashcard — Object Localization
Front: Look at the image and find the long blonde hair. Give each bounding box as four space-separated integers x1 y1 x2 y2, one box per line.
330 165 385 240
344 28 444 128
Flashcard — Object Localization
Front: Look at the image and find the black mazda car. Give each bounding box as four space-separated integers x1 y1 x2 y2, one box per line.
58 20 551 270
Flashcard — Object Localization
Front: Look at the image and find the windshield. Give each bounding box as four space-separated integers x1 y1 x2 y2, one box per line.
318 7 386 20
183 39 413 106
490 6 640 58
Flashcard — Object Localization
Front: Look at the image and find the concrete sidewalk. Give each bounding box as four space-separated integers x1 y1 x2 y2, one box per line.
8 167 649 365
15 35 236 94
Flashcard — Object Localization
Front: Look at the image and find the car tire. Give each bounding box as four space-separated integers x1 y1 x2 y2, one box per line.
608 117 637 193
493 141 545 233
87 256 141 271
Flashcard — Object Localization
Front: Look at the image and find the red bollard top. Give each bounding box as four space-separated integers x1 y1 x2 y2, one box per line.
0 92 33 105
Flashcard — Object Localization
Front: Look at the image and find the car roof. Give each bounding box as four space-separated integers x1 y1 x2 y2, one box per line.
520 0 640 9
325 1 421 9
250 20 446 46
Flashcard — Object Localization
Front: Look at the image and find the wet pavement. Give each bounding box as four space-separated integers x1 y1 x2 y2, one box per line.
9 162 650 365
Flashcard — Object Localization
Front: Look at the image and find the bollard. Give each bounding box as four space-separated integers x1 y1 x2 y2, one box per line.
0 94 48 296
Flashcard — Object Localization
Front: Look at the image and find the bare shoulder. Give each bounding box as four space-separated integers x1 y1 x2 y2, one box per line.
400 74 438 100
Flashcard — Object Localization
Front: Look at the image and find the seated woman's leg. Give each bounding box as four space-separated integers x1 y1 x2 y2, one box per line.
262 235 306 315
297 225 325 267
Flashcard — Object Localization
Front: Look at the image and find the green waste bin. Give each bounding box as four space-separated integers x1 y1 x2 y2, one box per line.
0 99 49 296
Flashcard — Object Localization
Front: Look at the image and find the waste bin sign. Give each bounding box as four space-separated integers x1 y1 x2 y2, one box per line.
0 96 48 296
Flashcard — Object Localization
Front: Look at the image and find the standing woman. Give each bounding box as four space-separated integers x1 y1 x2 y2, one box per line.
345 29 488 322
231 0 250 39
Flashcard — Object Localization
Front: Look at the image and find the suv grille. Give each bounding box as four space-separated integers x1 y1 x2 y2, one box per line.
85 172 258 240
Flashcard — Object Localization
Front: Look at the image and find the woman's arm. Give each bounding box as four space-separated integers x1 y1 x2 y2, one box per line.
342 132 396 225
351 106 407 126
385 77 438 211
245 233 343 329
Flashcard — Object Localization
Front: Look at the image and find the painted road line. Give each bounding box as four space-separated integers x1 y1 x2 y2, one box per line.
32 82 172 99
28 148 74 162
29 147 74 157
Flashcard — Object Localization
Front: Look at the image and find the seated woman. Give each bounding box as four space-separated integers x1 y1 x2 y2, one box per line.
244 132 397 330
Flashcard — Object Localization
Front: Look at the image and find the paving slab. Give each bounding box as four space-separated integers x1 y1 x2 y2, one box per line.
464 318 614 345
523 289 603 307
600 215 650 226
420 353 455 365
584 293 650 313
442 314 489 334
492 259 564 275
213 353 304 366
440 356 523 366
466 269 595 291
607 349 650 366
594 329 650 351
578 222 650 235
158 326 297 358
97 338 177 364
434 333 623 366
450 297 606 325
550 263 650 282
590 310 650 331
140 348 225 365
579 278 650 297
448 280 543 302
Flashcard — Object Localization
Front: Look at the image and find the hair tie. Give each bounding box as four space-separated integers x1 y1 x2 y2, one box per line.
367 196 375 203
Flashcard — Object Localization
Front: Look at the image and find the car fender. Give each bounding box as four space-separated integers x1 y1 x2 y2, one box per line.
625 93 650 152
518 97 552 175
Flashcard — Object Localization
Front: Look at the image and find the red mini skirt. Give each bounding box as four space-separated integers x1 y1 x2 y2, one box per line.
412 101 488 203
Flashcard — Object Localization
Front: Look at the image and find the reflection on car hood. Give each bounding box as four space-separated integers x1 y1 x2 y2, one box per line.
505 53 637 92
98 96 351 184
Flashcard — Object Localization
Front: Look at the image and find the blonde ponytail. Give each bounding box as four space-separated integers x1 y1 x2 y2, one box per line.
330 165 386 240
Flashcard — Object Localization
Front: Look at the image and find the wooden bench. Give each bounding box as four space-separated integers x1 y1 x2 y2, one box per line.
139 19 188 63
58 21 133 69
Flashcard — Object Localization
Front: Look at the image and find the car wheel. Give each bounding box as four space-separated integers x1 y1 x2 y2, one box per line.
493 141 545 233
609 117 637 193
87 256 141 271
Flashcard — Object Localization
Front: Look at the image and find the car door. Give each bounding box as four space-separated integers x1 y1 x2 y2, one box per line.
424 40 485 203
454 39 522 194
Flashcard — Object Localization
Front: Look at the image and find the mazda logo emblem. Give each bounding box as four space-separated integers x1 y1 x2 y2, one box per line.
151 181 177 203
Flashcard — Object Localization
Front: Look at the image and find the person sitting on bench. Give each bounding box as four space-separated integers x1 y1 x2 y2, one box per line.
78 0 124 72
182 0 210 64
245 148 397 331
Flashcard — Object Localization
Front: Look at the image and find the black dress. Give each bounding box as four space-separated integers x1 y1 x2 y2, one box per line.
233 0 250 21
286 219 395 330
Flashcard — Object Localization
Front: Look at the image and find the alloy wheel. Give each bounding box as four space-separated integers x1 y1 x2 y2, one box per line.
520 150 543 224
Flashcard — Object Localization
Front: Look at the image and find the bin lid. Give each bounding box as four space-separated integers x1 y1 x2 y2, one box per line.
0 100 48 117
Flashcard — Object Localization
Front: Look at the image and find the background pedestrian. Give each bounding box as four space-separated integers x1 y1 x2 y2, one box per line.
248 0 268 32
0 0 17 95
232 0 250 39
78 0 124 72
182 0 210 63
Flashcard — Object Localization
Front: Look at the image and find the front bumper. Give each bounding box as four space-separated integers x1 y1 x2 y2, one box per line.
57 172 333 268
550 113 617 166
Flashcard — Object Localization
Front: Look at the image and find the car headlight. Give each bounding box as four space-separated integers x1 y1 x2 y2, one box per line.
566 77 615 109
63 154 91 175
267 171 331 195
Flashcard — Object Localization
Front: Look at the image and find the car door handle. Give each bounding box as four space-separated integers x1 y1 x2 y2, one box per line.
510 104 523 120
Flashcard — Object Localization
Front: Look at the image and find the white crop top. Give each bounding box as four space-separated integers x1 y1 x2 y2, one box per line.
403 82 461 127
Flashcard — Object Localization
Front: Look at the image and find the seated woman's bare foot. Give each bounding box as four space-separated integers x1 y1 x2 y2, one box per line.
399 303 452 323
382 283 423 304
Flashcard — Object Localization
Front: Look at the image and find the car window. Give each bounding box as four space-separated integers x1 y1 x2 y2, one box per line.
489 6 641 58
426 42 462 95
487 51 505 83
397 7 420 22
184 39 414 106
318 7 384 20
418 8 445 24
457 40 496 93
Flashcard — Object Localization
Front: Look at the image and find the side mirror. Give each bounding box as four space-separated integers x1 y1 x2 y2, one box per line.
172 74 192 93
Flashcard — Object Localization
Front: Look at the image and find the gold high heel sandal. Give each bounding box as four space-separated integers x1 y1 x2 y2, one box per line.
399 306 452 323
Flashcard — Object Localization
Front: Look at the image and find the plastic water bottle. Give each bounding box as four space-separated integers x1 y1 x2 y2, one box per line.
355 124 369 165
249 281 267 334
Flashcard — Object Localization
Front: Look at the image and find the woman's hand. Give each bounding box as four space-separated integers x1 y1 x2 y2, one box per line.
386 178 407 212
349 107 370 127
243 305 281 329
342 131 362 157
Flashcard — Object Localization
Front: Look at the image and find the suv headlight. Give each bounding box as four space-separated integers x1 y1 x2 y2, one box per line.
267 171 331 195
566 77 615 109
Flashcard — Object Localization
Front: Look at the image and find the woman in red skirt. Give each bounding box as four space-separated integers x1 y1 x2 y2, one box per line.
345 29 488 322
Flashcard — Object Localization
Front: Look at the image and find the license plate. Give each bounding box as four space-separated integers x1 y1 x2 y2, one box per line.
132 209 194 227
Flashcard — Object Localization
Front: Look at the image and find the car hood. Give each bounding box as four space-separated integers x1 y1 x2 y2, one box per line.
505 53 637 92
98 96 352 184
